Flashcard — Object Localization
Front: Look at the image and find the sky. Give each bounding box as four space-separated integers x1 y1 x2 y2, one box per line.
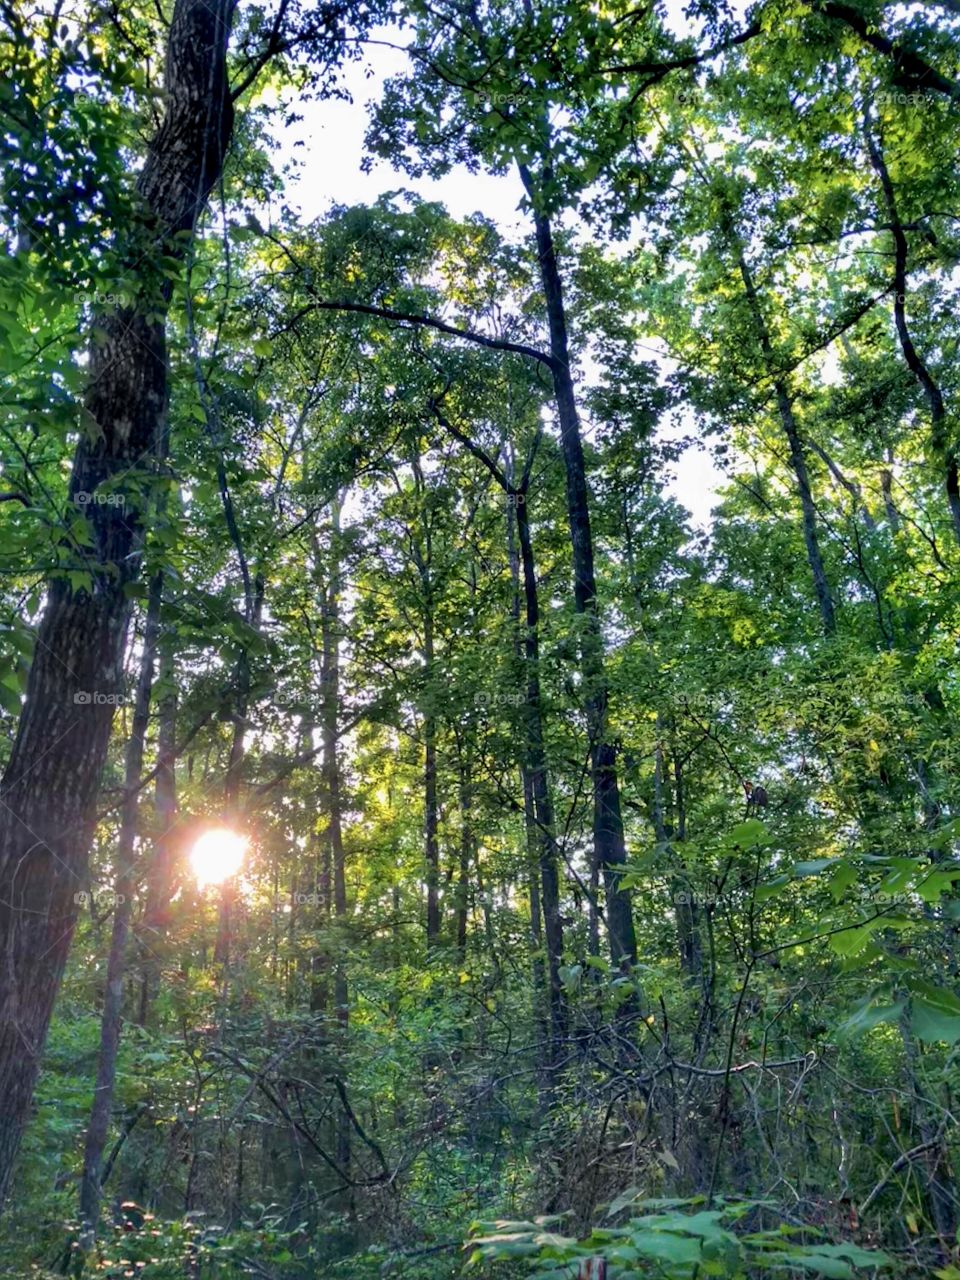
269 7 727 527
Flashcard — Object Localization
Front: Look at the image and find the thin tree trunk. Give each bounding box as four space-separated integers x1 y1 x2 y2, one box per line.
319 500 350 1182
455 746 472 954
79 569 163 1238
807 436 877 532
506 472 547 1003
424 628 440 948
215 573 265 965
436 410 565 1023
510 487 550 1041
516 491 567 1053
518 163 637 976
880 467 901 533
737 250 836 636
139 617 179 1025
310 834 332 1014
652 723 702 986
864 120 960 547
417 621 440 949
0 0 234 1207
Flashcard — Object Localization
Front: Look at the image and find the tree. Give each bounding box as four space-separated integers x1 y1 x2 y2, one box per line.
0 0 235 1205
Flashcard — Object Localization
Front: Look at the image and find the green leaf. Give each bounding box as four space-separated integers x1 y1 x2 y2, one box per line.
756 873 791 902
911 983 960 1044
835 996 904 1040
0 681 21 714
793 859 838 876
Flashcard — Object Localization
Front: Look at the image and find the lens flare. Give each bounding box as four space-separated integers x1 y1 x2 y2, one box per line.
190 827 247 887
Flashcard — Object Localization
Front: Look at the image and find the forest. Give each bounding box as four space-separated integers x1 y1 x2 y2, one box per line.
0 0 959 1276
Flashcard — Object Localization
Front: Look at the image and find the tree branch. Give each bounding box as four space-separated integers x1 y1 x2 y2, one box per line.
283 300 556 371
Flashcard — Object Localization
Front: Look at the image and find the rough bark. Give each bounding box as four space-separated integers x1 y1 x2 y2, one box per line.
0 0 234 1208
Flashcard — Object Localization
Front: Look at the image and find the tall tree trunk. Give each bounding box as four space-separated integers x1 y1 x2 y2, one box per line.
652 724 702 987
215 574 265 965
319 500 350 1180
139 616 179 1025
79 570 163 1238
880 465 901 533
456 751 472 955
736 250 836 637
0 0 234 1208
423 622 440 947
516 491 567 1054
417 558 440 948
310 832 332 1014
864 120 960 547
508 479 549 1037
518 163 637 976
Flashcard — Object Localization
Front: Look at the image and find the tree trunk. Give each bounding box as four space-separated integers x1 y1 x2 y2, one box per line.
79 570 163 1237
736 250 836 637
880 466 901 533
518 163 637 976
319 499 350 1180
516 491 567 1053
456 752 472 955
215 574 265 965
508 479 549 1039
139 618 179 1025
0 0 234 1208
420 570 440 948
864 122 960 547
652 724 702 986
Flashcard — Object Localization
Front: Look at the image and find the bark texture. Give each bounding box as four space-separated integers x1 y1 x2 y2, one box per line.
0 0 234 1207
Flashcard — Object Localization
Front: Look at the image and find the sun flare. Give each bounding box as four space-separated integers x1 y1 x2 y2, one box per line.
190 827 248 888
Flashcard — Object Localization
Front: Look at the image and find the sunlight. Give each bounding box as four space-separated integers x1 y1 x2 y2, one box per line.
189 827 248 888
